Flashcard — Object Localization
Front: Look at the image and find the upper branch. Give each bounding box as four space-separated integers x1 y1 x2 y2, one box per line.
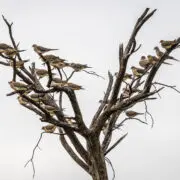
64 89 89 134
144 37 180 92
90 71 113 127
59 128 89 174
108 8 156 106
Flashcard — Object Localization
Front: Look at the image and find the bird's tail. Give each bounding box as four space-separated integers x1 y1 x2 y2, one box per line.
50 48 59 51
17 49 27 52
163 62 172 65
137 113 144 115
22 59 30 63
170 57 180 62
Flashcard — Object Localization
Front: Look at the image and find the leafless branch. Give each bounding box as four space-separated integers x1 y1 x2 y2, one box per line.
152 84 161 98
91 71 113 127
105 157 115 180
25 132 66 178
67 70 76 81
153 82 180 93
0 61 9 66
104 133 128 155
59 128 89 174
115 117 147 129
83 69 105 79
61 68 68 79
144 37 180 92
144 101 155 128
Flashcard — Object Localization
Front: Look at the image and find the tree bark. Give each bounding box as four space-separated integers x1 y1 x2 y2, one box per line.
87 134 108 180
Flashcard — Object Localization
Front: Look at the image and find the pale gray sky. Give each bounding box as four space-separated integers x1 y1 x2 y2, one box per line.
0 0 180 180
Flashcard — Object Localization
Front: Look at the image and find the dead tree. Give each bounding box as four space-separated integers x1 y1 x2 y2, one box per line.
0 8 180 180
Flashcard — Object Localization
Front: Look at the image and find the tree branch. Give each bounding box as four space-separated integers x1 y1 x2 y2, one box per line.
91 71 113 127
59 128 90 174
104 133 128 156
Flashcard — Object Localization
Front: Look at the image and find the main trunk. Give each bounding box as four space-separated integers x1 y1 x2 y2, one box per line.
87 135 108 180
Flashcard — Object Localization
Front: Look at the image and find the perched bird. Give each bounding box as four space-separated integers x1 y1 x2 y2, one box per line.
160 40 177 50
120 90 130 100
125 110 144 118
147 55 172 65
69 63 91 71
65 118 77 126
115 72 132 81
50 60 69 69
9 60 29 68
65 82 84 90
9 81 29 91
123 73 133 81
42 124 56 133
43 105 59 115
42 54 66 63
0 43 13 53
139 56 151 69
3 48 26 57
154 46 179 61
32 44 58 54
35 68 55 79
29 93 45 102
50 78 67 87
131 66 147 77
122 87 142 95
17 96 29 105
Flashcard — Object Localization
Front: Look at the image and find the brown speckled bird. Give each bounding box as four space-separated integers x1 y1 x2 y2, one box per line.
65 82 84 90
69 63 91 71
9 81 29 91
154 46 179 61
147 55 172 65
42 54 66 63
125 110 144 118
131 66 148 77
50 78 67 87
29 93 45 102
32 44 58 54
123 73 133 81
0 43 13 53
17 96 29 105
139 56 151 69
42 124 56 133
160 40 177 50
9 60 29 68
115 72 132 81
35 68 56 79
50 60 69 69
43 105 59 115
3 48 26 57
65 118 77 126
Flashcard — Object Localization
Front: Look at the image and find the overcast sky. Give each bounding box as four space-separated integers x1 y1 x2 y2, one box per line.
0 0 180 180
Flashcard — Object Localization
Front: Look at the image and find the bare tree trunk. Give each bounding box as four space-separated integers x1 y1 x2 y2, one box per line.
87 135 108 180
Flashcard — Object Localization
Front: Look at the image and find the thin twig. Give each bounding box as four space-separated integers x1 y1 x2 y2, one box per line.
0 61 9 66
83 69 105 79
91 71 113 126
57 68 62 79
105 157 115 180
144 101 154 128
61 68 68 80
67 70 76 81
24 132 66 178
152 84 161 98
153 82 180 93
104 133 128 155
115 117 147 129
